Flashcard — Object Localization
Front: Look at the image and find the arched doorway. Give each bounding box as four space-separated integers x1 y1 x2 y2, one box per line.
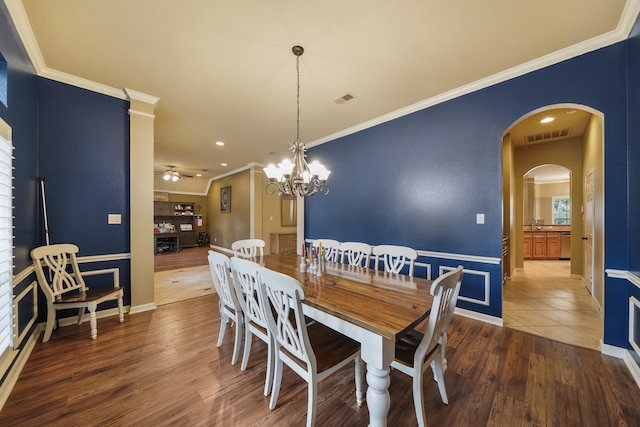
501 104 604 349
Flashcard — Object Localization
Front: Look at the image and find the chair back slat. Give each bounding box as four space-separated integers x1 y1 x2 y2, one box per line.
415 266 463 363
312 239 340 262
339 242 372 267
372 244 418 277
208 251 240 311
231 239 265 259
231 257 268 328
257 267 314 369
31 244 86 300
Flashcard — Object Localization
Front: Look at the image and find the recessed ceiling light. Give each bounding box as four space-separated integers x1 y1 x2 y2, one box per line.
216 141 224 146
540 117 555 124
221 163 227 167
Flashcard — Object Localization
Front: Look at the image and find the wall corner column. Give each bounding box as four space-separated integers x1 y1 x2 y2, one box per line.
125 88 159 314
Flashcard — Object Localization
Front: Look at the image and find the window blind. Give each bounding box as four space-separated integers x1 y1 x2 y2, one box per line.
0 132 13 359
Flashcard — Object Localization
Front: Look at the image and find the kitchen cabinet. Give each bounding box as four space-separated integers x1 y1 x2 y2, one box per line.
532 232 547 258
546 232 561 258
523 232 532 259
524 230 561 260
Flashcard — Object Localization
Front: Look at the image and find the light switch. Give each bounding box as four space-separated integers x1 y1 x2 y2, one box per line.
476 213 485 224
108 214 121 224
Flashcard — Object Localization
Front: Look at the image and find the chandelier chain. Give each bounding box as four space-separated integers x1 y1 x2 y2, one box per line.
296 52 300 142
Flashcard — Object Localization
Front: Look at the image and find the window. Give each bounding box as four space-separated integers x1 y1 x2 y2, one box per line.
552 196 570 225
0 120 12 362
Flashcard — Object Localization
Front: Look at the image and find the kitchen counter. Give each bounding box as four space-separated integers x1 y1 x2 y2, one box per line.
524 225 571 232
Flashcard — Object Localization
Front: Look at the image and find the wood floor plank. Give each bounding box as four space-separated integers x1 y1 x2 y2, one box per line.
486 390 525 427
2 293 640 426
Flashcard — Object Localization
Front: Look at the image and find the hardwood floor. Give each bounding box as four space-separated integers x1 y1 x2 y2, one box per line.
154 246 211 272
2 295 639 426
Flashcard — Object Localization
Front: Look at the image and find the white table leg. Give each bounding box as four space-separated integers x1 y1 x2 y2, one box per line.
360 335 395 427
300 305 394 426
366 365 391 427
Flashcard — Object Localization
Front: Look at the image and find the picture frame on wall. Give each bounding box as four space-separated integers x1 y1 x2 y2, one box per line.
220 186 231 212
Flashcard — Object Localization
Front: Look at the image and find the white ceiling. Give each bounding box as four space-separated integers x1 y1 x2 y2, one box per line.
7 0 638 193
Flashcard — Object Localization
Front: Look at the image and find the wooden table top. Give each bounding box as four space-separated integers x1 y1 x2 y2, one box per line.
261 253 434 341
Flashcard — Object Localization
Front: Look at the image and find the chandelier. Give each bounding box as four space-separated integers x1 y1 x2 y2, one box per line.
264 46 330 197
162 167 180 182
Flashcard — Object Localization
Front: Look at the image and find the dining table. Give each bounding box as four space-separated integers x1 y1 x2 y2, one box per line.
260 253 434 427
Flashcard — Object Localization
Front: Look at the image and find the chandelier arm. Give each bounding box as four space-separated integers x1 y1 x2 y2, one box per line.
265 182 281 196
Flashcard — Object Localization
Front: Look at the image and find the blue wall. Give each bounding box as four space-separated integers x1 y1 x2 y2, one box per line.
37 78 130 255
307 41 630 345
37 78 131 307
626 12 640 363
0 2 132 319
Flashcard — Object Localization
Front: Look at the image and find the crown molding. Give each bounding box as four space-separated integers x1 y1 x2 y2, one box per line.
124 88 159 106
41 67 126 99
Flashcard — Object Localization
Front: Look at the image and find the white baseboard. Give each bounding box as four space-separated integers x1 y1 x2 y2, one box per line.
0 324 44 411
128 303 157 315
454 307 503 327
602 343 628 358
623 351 640 390
601 343 640 390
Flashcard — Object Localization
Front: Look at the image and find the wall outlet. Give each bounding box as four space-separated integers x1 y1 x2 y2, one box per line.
476 213 485 224
108 214 121 224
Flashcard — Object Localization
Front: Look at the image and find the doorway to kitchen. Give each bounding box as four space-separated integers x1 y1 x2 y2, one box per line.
502 103 604 349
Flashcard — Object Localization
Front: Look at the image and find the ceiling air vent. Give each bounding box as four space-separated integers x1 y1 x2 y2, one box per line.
334 93 356 104
524 128 571 145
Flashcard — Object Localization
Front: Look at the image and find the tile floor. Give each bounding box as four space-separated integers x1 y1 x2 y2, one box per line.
154 265 215 306
503 260 603 350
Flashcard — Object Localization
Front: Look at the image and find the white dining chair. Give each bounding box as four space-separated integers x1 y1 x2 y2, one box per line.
30 243 125 342
339 241 372 267
372 244 418 277
312 239 340 262
208 250 244 365
390 266 463 427
257 266 364 427
230 256 274 396
231 238 265 259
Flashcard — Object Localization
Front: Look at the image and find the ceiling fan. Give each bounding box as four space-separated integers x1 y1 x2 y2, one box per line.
162 166 184 182
156 165 208 181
